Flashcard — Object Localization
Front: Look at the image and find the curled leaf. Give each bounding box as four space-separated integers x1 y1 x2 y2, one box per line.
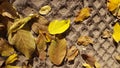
77 36 93 46
112 22 120 43
75 7 90 22
8 14 36 34
5 54 18 65
48 19 70 34
39 5 51 15
48 38 67 65
10 30 36 58
66 46 78 62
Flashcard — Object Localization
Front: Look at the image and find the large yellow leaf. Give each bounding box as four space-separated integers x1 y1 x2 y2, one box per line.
75 7 90 22
48 38 67 65
48 19 70 34
11 30 36 58
83 63 92 68
112 22 120 43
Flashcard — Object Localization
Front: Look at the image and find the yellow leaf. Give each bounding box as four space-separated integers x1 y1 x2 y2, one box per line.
5 54 18 65
107 0 120 11
48 38 67 65
83 63 92 68
75 7 90 22
48 19 70 34
8 14 36 34
5 65 21 68
107 0 120 19
10 30 36 58
112 23 120 43
66 46 78 62
95 62 101 68
39 5 51 15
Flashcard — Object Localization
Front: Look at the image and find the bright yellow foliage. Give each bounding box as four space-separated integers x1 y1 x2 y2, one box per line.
48 19 70 34
83 63 92 68
112 22 120 43
107 0 120 11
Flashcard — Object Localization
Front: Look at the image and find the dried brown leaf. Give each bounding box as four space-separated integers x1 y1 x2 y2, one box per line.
0 1 18 19
77 36 93 46
36 31 47 61
81 54 96 67
66 46 78 62
48 38 67 65
0 38 15 56
101 30 111 38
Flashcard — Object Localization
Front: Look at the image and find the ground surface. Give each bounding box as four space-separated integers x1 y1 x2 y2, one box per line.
11 0 120 68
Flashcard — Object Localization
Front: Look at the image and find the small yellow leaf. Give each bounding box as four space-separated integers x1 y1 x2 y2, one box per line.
48 19 70 34
112 22 120 43
39 5 51 15
5 54 18 65
75 7 90 22
95 62 101 68
48 38 67 65
5 65 21 68
83 63 92 68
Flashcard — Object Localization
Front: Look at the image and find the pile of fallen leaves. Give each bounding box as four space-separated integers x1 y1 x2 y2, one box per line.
0 0 120 68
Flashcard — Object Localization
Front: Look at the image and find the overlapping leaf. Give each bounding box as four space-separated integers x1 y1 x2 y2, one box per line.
48 38 67 65
10 30 36 58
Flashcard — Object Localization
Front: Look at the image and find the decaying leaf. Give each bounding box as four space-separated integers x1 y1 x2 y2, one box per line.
0 0 18 19
77 36 93 46
8 14 36 34
101 29 111 38
81 54 96 67
0 38 15 56
112 22 120 43
9 30 36 58
48 19 70 34
66 46 78 62
39 5 51 15
48 38 67 65
83 63 92 68
107 0 120 19
0 57 5 67
5 54 18 65
75 7 90 22
36 31 47 61
5 65 21 68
